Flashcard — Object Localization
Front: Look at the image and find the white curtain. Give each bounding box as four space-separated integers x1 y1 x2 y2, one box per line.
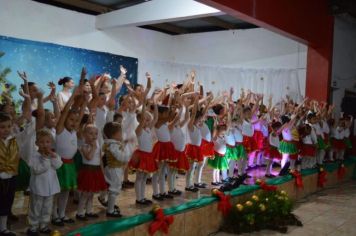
138 60 302 104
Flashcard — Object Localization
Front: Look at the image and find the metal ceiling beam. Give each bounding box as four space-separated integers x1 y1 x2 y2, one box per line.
96 0 223 30
201 16 235 29
150 23 190 34
52 0 114 13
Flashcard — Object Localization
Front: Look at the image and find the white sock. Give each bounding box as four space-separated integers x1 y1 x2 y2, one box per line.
168 167 175 192
77 192 89 215
52 194 59 219
86 193 94 214
58 191 69 219
213 169 220 182
168 168 177 191
228 160 236 177
158 162 167 194
99 191 107 202
141 173 148 200
195 157 206 183
281 153 289 169
186 162 196 188
241 158 248 175
107 192 117 213
317 150 325 165
265 159 272 175
152 172 160 195
248 152 256 167
290 159 296 170
221 169 228 180
135 172 144 201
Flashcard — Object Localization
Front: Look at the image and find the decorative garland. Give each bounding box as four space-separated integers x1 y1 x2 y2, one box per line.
220 186 302 234
255 179 278 191
317 167 327 188
290 170 303 189
148 204 174 236
337 163 346 180
211 189 232 216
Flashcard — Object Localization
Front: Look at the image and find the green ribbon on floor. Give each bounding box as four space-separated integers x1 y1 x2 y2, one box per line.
68 156 356 236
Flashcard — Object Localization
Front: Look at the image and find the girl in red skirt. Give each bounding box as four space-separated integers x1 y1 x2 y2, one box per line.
152 105 175 199
168 103 190 195
129 101 158 205
185 96 203 192
299 124 317 169
76 125 107 220
264 121 282 178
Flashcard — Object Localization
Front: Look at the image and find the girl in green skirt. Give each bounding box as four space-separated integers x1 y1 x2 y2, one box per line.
208 124 229 185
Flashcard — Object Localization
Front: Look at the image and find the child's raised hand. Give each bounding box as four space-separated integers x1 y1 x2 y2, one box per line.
120 65 127 75
47 81 55 90
80 67 87 84
17 71 27 81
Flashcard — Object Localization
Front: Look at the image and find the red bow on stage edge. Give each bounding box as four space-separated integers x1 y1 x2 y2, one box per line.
290 171 303 189
317 168 327 188
149 206 174 236
256 179 278 191
337 164 346 180
211 189 232 216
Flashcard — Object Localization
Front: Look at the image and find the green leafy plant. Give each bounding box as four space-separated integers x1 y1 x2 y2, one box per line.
0 51 21 111
221 190 302 234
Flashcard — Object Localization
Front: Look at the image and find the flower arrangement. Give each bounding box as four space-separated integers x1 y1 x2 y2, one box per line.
220 189 302 234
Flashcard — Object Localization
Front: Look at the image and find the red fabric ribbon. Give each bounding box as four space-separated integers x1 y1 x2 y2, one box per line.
149 208 174 236
213 190 232 216
291 171 304 189
337 165 346 180
258 180 278 191
318 170 327 188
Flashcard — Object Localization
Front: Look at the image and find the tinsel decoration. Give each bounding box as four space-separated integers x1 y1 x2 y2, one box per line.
148 204 174 236
255 179 277 191
290 171 303 189
317 167 327 188
211 188 232 216
337 163 346 180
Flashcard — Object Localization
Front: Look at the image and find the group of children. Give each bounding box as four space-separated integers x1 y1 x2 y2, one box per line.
0 68 353 236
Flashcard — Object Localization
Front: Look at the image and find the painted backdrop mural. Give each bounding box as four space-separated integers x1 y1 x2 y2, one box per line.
0 35 138 106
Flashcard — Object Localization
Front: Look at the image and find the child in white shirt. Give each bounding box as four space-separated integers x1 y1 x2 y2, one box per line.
27 129 62 235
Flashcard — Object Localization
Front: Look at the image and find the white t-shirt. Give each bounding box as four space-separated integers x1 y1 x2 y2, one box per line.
56 128 77 159
29 151 62 197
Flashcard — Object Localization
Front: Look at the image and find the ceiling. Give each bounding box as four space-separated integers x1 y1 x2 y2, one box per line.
32 0 258 35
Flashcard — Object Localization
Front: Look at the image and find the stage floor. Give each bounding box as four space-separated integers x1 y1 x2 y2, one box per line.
10 165 281 235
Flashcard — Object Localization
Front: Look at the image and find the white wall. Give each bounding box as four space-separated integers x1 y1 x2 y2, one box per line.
153 29 307 96
331 15 356 116
0 0 307 97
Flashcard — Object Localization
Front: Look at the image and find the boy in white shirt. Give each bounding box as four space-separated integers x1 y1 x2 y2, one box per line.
27 129 62 236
